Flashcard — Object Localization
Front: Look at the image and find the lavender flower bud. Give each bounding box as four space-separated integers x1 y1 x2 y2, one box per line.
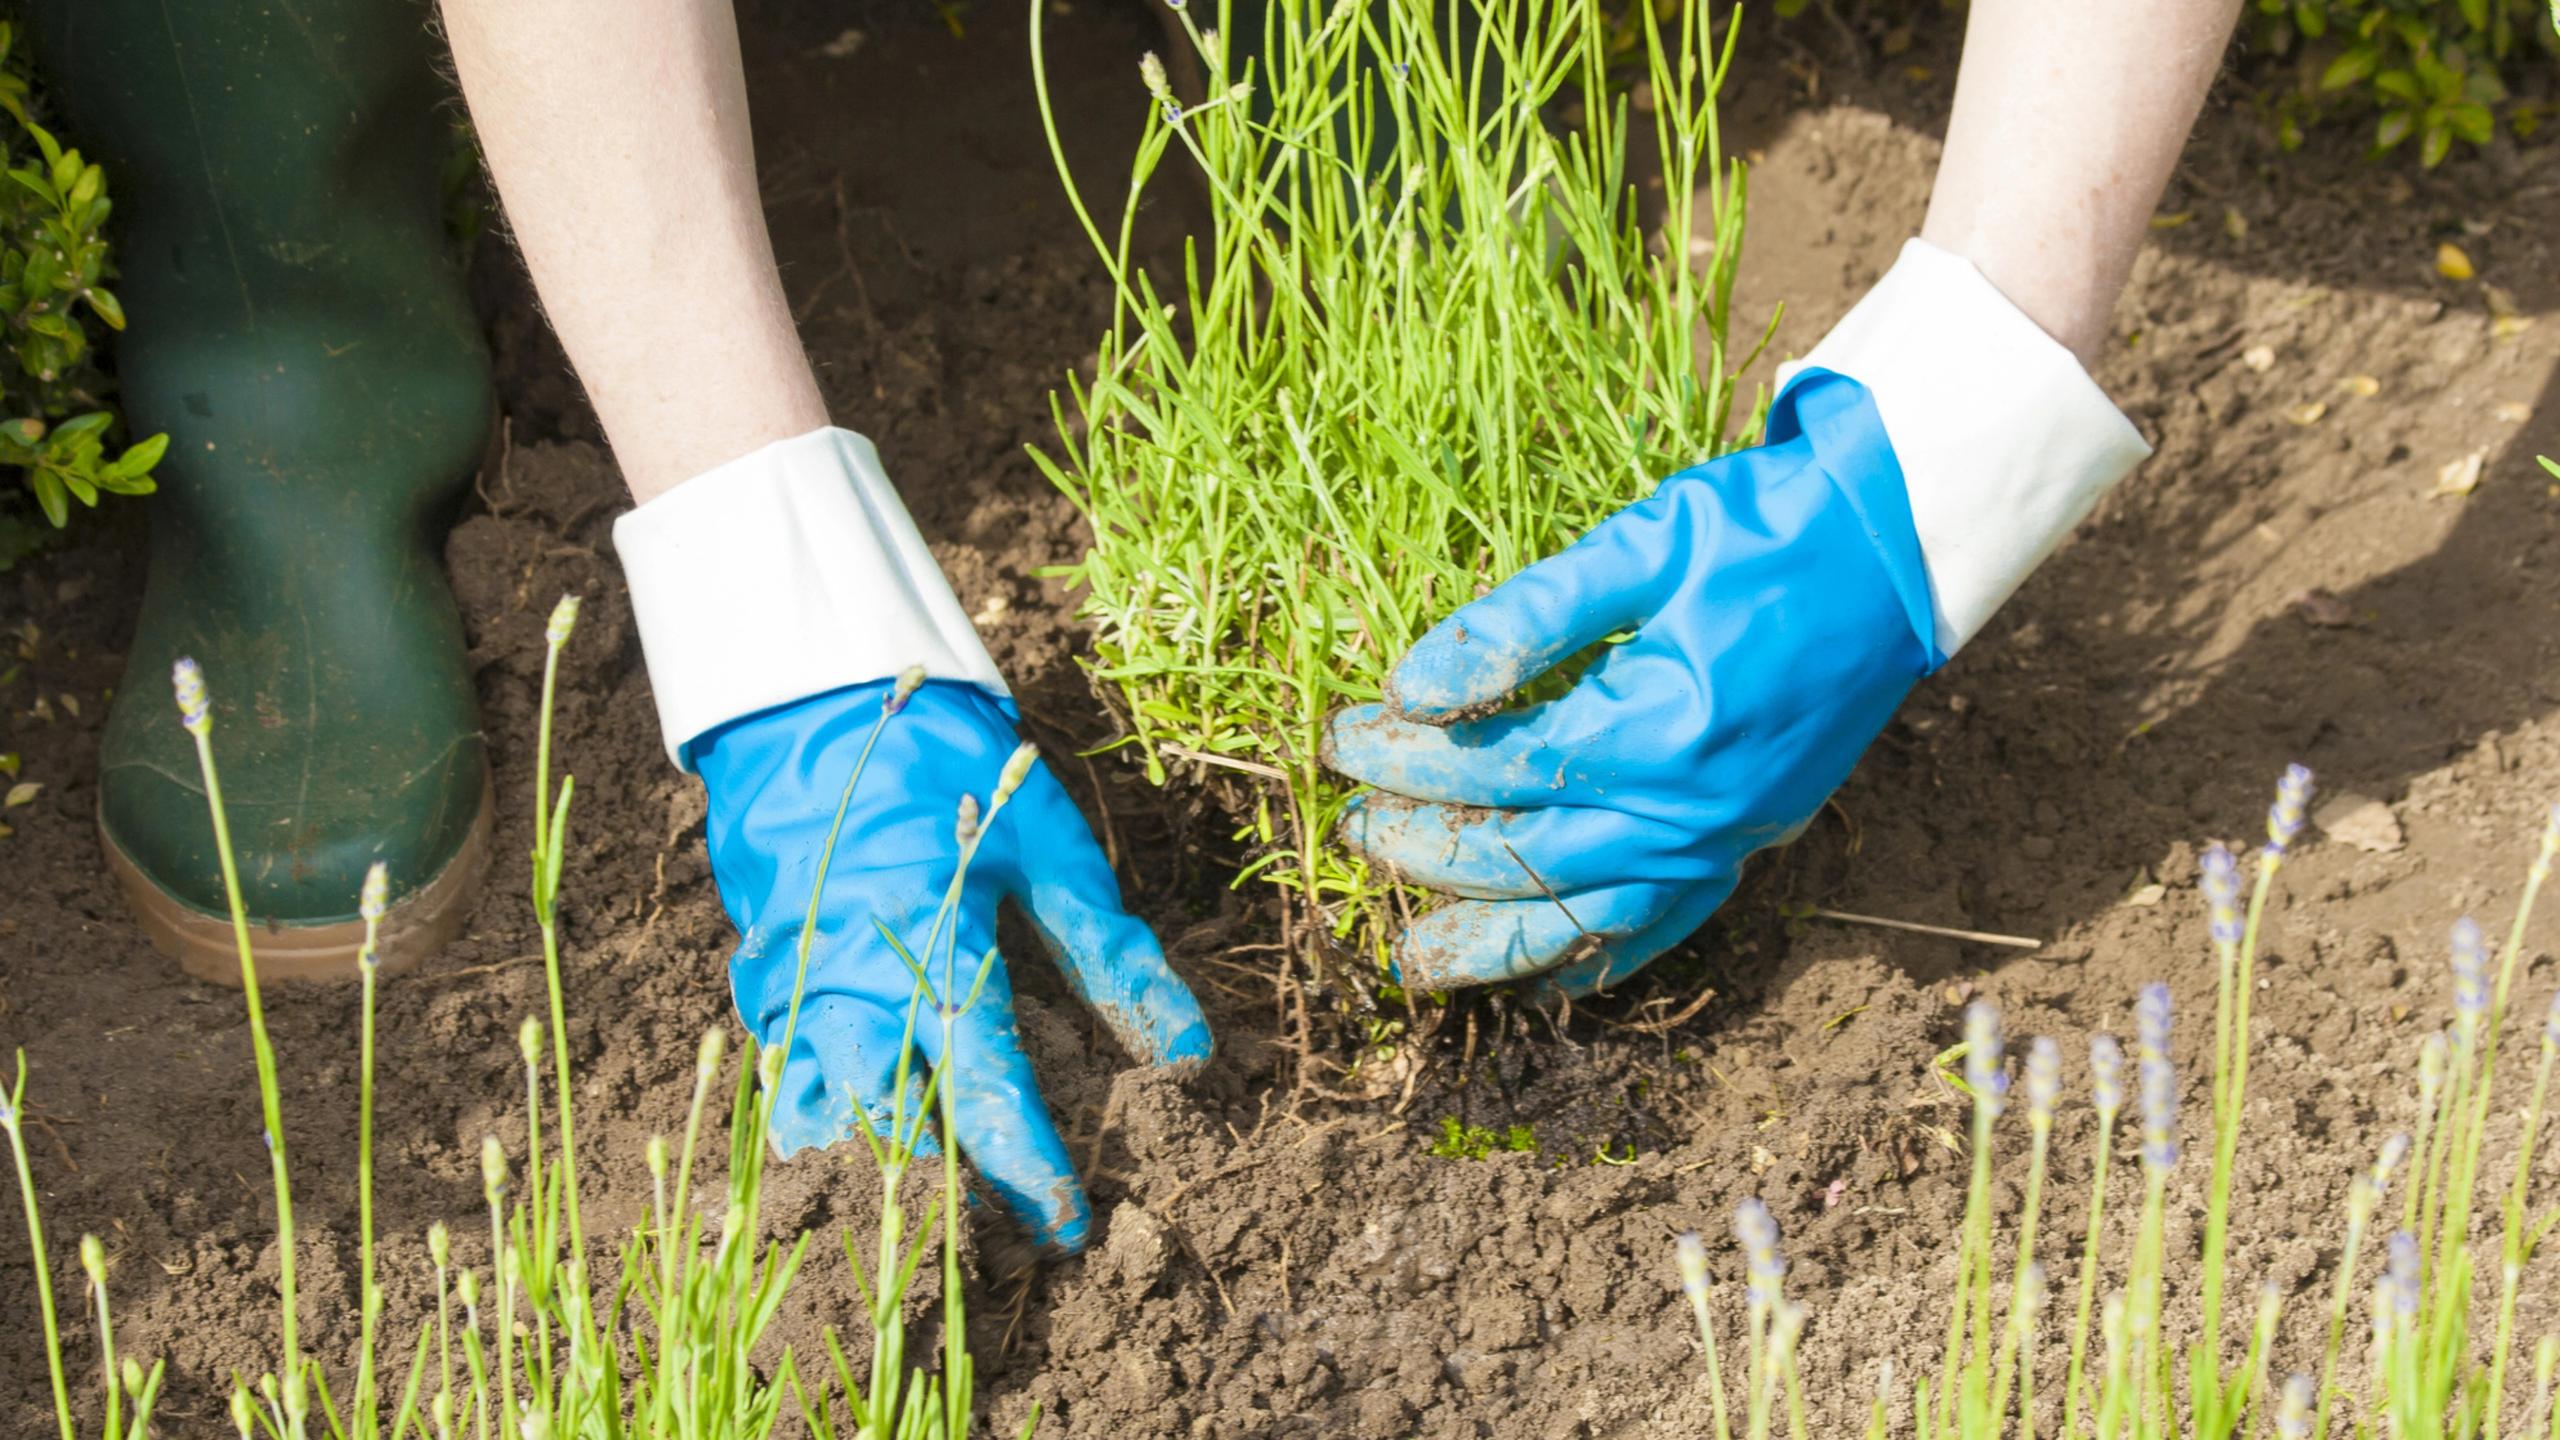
481 1134 508 1201
172 656 211 736
2266 763 2314 858
697 1027 727 1081
1734 1198 1785 1311
80 1232 104 1283
956 792 982 849
1139 52 1170 99
2091 1034 2126 1120
646 1134 669 1179
2136 984 2173 1065
2451 917 2490 1029
2374 1132 2411 1186
457 1268 480 1310
428 1221 450 1269
2201 845 2243 948
887 665 927 716
2384 1231 2420 1321
1162 98 1184 126
545 593 580 649
1963 1002 2007 1119
2025 1036 2061 1129
230 1387 256 1438
2275 1373 2314 1440
2345 1174 2381 1234
2419 1030 2450 1102
2013 1260 2049 1330
1674 1232 1710 1301
994 740 1040 807
1770 1299 1807 1365
2544 987 2560 1053
2139 1056 2180 1172
518 1015 543 1067
353 864 389 929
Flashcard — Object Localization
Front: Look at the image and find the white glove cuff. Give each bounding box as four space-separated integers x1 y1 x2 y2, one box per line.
1779 237 2152 657
612 427 1008 769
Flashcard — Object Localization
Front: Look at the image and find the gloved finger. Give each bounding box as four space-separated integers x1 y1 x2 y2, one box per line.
1322 701 1586 809
1339 792 1687 900
915 964 1093 1252
1007 761 1214 1071
1534 878 1735 1000
764 992 935 1161
1390 880 1679 991
1388 510 1667 720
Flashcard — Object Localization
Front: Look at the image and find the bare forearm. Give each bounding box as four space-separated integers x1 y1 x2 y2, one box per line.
441 0 826 502
1922 0 2243 365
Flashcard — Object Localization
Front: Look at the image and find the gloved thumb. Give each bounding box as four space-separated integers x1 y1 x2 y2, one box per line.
1388 504 1669 721
1008 760 1214 1072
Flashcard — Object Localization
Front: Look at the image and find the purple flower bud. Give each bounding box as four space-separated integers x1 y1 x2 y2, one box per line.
2200 845 2244 947
2139 1055 2179 1173
2025 1036 2061 1127
1964 1002 2007 1119
2543 987 2559 1052
2265 763 2313 859
2452 917 2490 1023
2090 1034 2125 1118
1162 98 1184 125
2136 984 2174 1066
2276 1373 2314 1440
172 657 211 736
1734 1198 1785 1310
2384 1231 2420 1319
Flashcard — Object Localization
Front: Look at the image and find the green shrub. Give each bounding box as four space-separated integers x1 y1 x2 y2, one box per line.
1031 0 1754 964
0 18 164 570
2254 0 2560 164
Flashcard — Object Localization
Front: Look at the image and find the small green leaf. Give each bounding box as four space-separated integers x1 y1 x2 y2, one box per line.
2421 117 2454 166
83 286 121 330
27 467 64 527
2374 68 2425 102
2376 107 2418 149
2321 44 2380 89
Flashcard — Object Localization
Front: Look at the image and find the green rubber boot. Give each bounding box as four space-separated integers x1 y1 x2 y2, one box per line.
36 0 496 981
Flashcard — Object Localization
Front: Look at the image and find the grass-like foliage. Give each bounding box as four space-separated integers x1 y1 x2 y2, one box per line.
1677 764 2560 1440
1029 0 1757 960
1 598 1032 1440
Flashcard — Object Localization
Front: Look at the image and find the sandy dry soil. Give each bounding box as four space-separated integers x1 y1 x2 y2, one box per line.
6 1 2560 1436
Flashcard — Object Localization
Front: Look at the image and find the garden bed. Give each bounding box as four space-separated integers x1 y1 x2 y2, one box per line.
5 0 2560 1434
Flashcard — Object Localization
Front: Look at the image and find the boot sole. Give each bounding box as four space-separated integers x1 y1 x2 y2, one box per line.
100 777 495 985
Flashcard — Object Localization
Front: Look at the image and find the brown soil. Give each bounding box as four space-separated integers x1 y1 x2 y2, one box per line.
7 3 2560 1436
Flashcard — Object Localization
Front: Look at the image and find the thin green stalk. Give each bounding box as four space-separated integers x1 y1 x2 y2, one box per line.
2064 1080 2120 1440
533 596 586 1264
355 865 387 1432
3 1054 75 1440
174 659 306 1432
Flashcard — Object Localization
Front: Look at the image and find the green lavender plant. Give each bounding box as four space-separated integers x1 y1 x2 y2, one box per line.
2 597 1031 1439
1677 765 2560 1439
0 18 163 568
1030 0 1756 962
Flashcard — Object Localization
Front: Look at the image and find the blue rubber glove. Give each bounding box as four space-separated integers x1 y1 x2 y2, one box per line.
1322 370 1944 996
695 677 1212 1251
